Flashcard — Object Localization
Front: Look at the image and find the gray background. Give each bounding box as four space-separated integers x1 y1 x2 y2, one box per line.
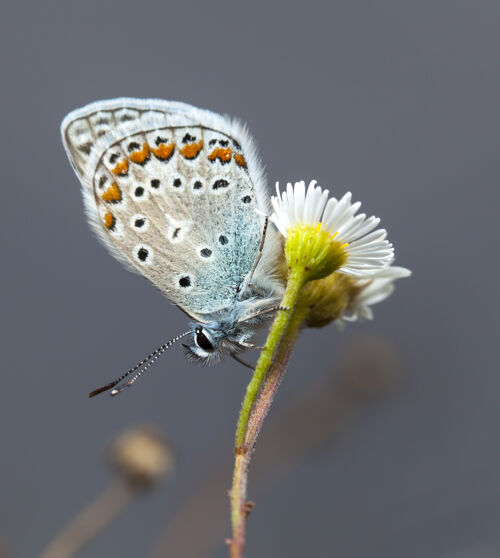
1 1 499 557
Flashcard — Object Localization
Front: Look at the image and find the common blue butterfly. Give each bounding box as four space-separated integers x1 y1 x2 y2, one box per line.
61 99 284 395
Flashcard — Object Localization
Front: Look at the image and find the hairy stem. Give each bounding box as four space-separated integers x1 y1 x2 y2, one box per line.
229 273 307 558
245 310 305 451
234 269 306 449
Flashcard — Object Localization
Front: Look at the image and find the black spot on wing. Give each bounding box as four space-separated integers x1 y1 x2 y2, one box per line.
213 179 229 190
137 247 148 261
78 142 92 155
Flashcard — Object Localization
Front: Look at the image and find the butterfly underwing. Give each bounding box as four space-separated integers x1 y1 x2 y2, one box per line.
61 98 284 377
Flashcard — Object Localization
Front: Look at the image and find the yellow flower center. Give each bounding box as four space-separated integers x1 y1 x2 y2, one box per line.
285 223 348 282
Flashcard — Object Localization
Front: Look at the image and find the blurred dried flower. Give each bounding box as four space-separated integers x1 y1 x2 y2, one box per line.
107 424 175 488
38 424 175 558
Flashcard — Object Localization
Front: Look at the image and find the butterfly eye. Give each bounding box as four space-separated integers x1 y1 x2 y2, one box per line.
195 329 214 352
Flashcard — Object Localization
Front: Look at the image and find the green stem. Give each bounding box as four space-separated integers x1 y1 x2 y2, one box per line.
244 308 305 449
229 269 308 558
234 268 306 449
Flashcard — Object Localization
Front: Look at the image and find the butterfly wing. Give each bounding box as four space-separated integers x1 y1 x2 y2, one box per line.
61 98 269 319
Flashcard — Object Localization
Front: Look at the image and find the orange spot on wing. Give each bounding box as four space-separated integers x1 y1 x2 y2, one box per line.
112 158 128 175
103 211 115 230
151 142 175 160
208 147 232 164
234 153 247 169
129 143 150 164
101 182 122 203
179 140 203 160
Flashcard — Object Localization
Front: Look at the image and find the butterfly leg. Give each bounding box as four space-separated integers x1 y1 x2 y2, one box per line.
238 340 265 350
237 304 290 324
231 352 255 370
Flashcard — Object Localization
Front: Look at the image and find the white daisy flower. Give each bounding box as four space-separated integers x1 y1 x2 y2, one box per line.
344 265 412 321
270 180 394 277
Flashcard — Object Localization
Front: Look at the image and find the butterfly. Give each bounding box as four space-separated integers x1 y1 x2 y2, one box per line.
61 98 284 395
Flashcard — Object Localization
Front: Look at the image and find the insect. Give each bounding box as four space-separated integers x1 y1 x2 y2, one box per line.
61 98 284 396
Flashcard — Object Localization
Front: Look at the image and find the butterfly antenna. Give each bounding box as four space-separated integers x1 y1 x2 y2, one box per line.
88 330 193 398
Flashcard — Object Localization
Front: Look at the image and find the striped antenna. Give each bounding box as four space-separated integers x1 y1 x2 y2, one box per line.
88 330 193 398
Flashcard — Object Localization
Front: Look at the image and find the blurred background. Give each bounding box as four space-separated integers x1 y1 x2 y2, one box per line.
1 1 499 557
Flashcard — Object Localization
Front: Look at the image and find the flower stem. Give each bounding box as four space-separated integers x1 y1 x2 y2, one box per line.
244 309 305 450
229 269 308 558
234 269 306 449
38 480 135 558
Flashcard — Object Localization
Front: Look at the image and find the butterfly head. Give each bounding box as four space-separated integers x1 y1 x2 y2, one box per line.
183 324 250 365
182 293 284 364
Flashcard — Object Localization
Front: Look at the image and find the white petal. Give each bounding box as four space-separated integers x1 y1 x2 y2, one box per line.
322 192 352 232
322 197 339 228
301 181 313 223
294 180 306 222
343 263 410 321
269 180 407 280
336 213 366 240
342 216 380 243
316 188 330 226
347 229 387 248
